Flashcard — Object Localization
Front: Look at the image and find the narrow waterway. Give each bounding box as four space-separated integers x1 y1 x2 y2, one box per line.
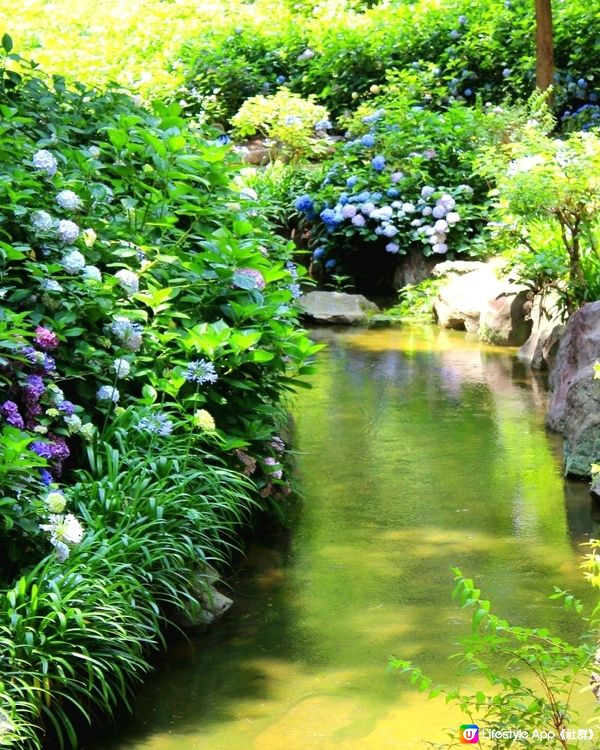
89 326 598 750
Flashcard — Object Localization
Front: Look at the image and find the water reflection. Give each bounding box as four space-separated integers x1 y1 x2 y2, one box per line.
86 326 596 750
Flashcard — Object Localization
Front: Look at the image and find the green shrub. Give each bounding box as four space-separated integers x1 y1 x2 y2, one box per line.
231 88 331 161
0 45 320 748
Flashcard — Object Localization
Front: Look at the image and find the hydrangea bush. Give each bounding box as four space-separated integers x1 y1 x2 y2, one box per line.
291 81 501 292
0 47 319 748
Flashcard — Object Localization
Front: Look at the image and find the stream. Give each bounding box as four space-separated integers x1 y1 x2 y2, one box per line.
87 325 598 750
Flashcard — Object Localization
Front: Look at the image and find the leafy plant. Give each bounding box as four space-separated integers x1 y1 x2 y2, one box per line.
390 549 600 749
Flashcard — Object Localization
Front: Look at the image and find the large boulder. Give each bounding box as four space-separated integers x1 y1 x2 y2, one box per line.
547 301 600 477
517 293 565 370
393 248 438 290
299 291 379 325
432 260 533 345
479 286 533 346
433 264 502 332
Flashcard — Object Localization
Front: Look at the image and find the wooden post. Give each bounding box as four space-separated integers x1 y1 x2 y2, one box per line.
535 0 554 90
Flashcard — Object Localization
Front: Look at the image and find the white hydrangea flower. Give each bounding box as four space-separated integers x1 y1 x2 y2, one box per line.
45 491 66 513
61 249 86 274
446 211 461 225
115 269 139 295
64 414 82 434
56 189 82 211
57 219 80 245
80 423 96 441
83 265 102 282
401 202 416 213
88 146 101 159
432 243 448 254
32 149 58 177
31 209 54 232
113 358 131 379
97 385 120 403
41 279 63 293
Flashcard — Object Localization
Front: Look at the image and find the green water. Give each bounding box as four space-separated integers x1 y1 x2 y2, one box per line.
88 326 598 750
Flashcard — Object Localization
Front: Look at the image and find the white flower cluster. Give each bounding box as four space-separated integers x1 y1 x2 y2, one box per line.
97 385 120 403
115 269 139 295
39 513 85 562
32 149 58 177
57 219 80 245
61 249 86 274
113 358 131 379
56 189 82 211
31 209 54 232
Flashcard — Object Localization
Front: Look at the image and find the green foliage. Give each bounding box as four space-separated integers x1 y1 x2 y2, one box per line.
0 59 320 748
478 121 600 310
391 557 600 749
231 88 331 161
390 278 442 320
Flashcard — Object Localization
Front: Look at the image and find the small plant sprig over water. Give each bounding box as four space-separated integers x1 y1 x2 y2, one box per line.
390 553 600 749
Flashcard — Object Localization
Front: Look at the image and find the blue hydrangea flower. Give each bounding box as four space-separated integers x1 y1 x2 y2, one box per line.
339 192 349 205
97 385 120 403
315 119 332 131
361 134 376 147
320 208 337 226
294 195 314 213
387 188 399 198
346 176 358 189
383 225 398 238
385 242 399 254
313 247 326 260
184 359 218 384
371 155 386 171
276 75 286 84
32 149 58 177
325 259 336 271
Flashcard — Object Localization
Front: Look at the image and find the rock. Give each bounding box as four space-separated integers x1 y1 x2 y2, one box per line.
431 260 488 278
546 301 600 477
547 301 600 432
517 293 565 370
563 374 600 477
433 264 503 332
299 291 379 325
479 287 533 346
176 571 233 629
393 248 437 290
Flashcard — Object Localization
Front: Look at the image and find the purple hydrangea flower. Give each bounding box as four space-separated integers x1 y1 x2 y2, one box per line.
35 326 59 350
1 400 24 428
352 214 366 227
385 242 399 254
235 268 266 290
342 204 357 219
58 401 75 416
31 441 53 459
25 374 45 402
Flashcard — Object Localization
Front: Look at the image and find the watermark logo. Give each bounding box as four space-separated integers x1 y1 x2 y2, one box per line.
459 724 479 744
